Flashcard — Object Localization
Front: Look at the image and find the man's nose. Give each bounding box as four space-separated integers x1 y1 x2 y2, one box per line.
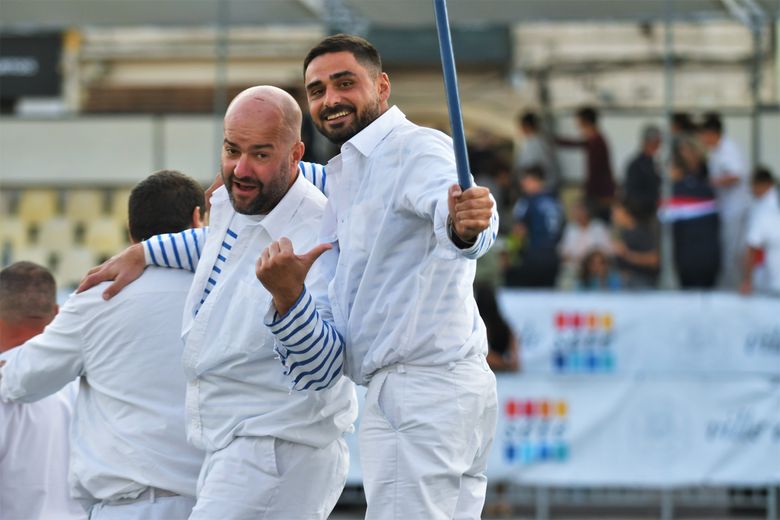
233 154 251 177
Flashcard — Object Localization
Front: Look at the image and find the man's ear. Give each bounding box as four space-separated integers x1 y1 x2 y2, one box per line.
192 206 204 229
290 141 305 174
377 72 391 105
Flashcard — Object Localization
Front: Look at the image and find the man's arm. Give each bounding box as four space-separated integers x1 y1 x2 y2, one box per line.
256 237 345 391
78 227 208 299
0 299 86 403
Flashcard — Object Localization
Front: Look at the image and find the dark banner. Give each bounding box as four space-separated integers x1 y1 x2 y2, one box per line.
0 33 63 98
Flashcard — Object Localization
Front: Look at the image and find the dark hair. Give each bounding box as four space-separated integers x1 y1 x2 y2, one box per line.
128 170 205 242
474 286 512 356
0 261 56 320
700 112 723 134
518 111 539 130
578 249 608 286
303 34 382 77
671 112 695 133
576 106 598 125
752 165 775 185
521 164 546 181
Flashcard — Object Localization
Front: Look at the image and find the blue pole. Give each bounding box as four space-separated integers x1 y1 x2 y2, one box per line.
433 0 472 189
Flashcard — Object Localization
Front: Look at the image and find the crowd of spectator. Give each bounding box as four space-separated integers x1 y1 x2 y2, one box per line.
474 107 780 298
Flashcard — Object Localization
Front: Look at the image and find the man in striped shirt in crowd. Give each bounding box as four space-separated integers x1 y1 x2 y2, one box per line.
78 86 356 519
256 34 499 519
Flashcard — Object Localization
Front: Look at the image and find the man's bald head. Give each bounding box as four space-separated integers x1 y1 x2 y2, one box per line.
225 86 302 146
0 262 58 352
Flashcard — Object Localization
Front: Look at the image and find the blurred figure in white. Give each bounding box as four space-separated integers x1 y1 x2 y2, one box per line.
0 171 207 519
741 166 780 296
699 112 751 290
515 111 561 194
0 261 86 520
558 198 613 289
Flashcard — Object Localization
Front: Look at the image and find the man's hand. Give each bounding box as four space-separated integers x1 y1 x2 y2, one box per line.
204 172 224 215
448 184 493 243
76 243 146 300
256 237 331 315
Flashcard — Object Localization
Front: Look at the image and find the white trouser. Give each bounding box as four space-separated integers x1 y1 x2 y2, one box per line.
89 491 195 519
719 209 748 289
359 355 498 520
189 435 348 520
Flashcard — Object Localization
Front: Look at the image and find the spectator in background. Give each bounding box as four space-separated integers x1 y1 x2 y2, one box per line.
611 199 660 289
665 140 721 288
558 198 612 289
578 249 621 291
699 112 751 289
556 106 616 222
474 286 519 372
742 167 780 296
515 111 560 193
624 124 662 221
669 112 697 166
505 165 564 287
0 262 86 520
476 159 518 237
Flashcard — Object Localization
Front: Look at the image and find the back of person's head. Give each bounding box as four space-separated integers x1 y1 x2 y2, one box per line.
303 33 382 77
700 112 723 134
518 111 539 131
752 166 775 186
576 106 598 126
671 112 695 133
0 262 57 351
128 170 205 243
641 125 662 145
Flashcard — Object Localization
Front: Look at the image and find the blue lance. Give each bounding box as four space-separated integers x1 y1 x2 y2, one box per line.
433 0 472 190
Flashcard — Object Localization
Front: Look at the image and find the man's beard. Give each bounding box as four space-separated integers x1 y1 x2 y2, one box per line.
223 164 289 215
314 99 382 146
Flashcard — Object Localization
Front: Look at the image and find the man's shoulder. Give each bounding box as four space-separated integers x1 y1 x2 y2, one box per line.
73 267 193 307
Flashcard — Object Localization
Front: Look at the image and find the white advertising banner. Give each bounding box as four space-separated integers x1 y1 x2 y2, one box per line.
497 290 780 376
488 375 780 487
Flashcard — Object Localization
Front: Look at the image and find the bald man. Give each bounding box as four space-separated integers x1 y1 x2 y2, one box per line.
0 262 86 520
78 86 357 519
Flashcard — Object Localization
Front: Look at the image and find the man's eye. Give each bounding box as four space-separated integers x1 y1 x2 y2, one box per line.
339 80 352 88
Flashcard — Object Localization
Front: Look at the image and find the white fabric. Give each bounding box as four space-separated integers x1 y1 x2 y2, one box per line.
708 135 750 218
558 219 613 265
88 495 195 520
302 105 497 386
0 268 203 507
189 436 348 520
180 174 356 453
746 191 780 294
359 355 497 520
708 135 750 289
0 379 85 520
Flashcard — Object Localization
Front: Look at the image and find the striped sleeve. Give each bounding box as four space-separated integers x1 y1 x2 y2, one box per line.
298 161 328 197
142 227 209 272
451 194 499 260
265 286 344 391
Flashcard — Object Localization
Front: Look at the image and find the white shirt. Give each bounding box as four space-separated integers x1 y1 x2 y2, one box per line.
173 174 356 452
0 268 204 508
746 189 780 294
0 377 85 520
559 219 613 265
708 135 750 217
267 106 499 387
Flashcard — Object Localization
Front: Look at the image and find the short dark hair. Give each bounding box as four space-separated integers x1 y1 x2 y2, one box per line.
0 261 56 321
128 170 205 242
671 112 695 133
518 111 539 130
700 112 723 134
752 165 775 185
303 33 382 77
576 106 598 125
521 164 546 181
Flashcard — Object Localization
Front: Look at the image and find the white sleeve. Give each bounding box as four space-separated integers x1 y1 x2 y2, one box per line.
143 228 209 272
746 216 766 248
0 297 85 403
